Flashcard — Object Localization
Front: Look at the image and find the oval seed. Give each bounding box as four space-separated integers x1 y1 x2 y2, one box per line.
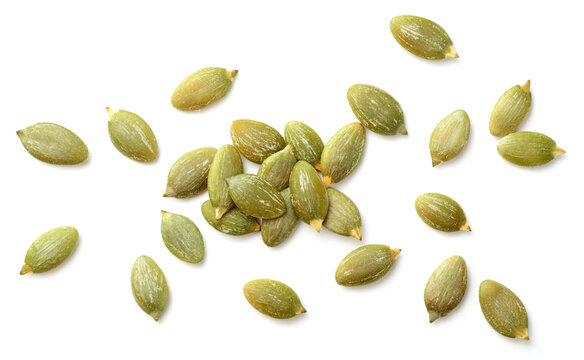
131 255 169 321
164 147 217 198
231 119 286 163
489 81 531 137
415 193 470 232
289 161 328 232
424 256 467 323
323 187 362 240
160 211 204 263
479 280 529 340
347 84 407 135
208 144 243 219
261 188 298 247
226 174 286 219
429 109 470 166
320 123 366 187
17 123 88 165
284 121 324 168
257 145 297 191
201 200 260 235
497 131 565 167
20 226 79 275
390 15 458 60
335 244 401 286
243 279 306 319
106 107 158 162
171 67 238 111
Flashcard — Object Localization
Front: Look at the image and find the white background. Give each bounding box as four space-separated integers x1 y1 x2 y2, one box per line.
0 0 581 359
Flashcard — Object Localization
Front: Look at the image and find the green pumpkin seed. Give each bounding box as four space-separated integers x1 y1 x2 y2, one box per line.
390 15 458 60
424 256 467 323
131 255 169 321
429 109 470 166
284 121 324 169
226 174 286 219
208 144 244 219
257 145 297 191
106 108 158 162
164 147 217 198
335 244 401 286
171 67 237 111
160 211 204 263
415 193 470 232
243 279 306 319
17 123 88 165
497 131 565 167
347 84 407 135
231 119 286 163
489 81 531 137
320 123 366 187
261 188 298 247
479 280 529 340
289 161 328 232
323 188 361 240
20 226 78 275
201 200 260 235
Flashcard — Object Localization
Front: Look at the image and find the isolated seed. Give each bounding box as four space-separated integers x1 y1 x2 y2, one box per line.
20 226 78 275
335 244 401 286
489 81 531 137
497 131 565 167
231 120 286 163
106 108 158 162
479 280 529 340
289 161 328 232
429 109 470 166
171 67 237 111
262 188 298 247
257 145 297 191
17 123 88 165
164 147 217 198
243 279 306 319
390 15 458 60
131 255 169 321
347 84 407 135
208 144 243 219
320 123 366 187
424 256 467 323
201 200 260 235
226 174 286 219
284 121 324 168
323 188 362 240
415 193 470 232
160 211 204 263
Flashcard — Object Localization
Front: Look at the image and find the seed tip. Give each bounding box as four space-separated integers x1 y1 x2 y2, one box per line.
215 207 227 220
388 247 401 259
253 221 261 232
163 187 175 198
460 223 471 232
296 304 307 314
398 123 408 135
16 129 24 138
314 160 321 171
444 45 459 59
428 310 441 323
229 69 238 79
20 264 32 275
515 326 529 340
150 311 161 321
105 107 117 119
553 146 566 157
432 157 442 167
323 176 333 188
521 80 531 92
310 219 323 232
350 227 362 240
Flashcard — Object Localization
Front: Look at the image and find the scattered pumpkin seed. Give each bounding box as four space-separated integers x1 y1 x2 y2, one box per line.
497 131 565 167
261 188 298 247
243 279 306 319
289 160 328 232
20 226 78 275
131 255 169 321
424 255 467 323
347 84 407 135
390 15 458 60
257 145 296 191
160 211 204 263
17 123 88 165
489 81 531 137
226 174 287 219
106 108 158 162
429 109 470 166
171 67 238 111
415 193 470 232
231 119 286 163
320 123 366 187
284 121 324 169
479 280 529 340
201 200 260 235
164 147 217 198
335 244 401 286
208 144 244 219
323 187 362 240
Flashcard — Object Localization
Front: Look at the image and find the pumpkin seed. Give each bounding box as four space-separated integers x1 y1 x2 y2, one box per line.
415 193 470 232
390 15 458 60
160 211 204 263
171 67 237 111
424 256 467 323
335 244 401 286
479 280 529 340
289 161 328 231
284 121 324 168
164 147 217 198
106 108 158 162
231 119 286 163
208 144 244 219
201 200 260 235
261 188 298 247
489 81 531 137
17 123 88 165
226 174 286 219
131 255 169 321
429 109 470 166
347 84 407 135
243 279 306 319
320 123 366 187
497 131 565 167
257 145 297 191
323 187 361 240
20 226 78 275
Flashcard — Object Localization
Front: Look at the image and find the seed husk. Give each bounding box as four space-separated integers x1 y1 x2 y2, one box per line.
289 160 328 231
347 84 407 135
171 67 237 111
489 81 531 137
261 188 298 247
257 145 297 191
323 187 362 240
160 211 204 263
106 107 158 162
429 109 470 167
497 131 565 167
164 147 217 198
226 174 287 219
320 123 366 187
20 226 79 275
284 121 324 168
231 119 286 163
390 15 458 60
424 256 467 323
17 123 88 165
208 144 244 219
131 255 169 321
479 280 529 340
335 244 401 286
243 279 306 319
201 200 260 235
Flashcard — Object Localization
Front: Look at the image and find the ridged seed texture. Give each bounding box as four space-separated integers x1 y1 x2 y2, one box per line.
347 84 407 135
131 255 169 321
479 280 529 340
284 121 324 168
429 109 470 166
390 15 458 60
320 123 366 187
201 200 260 235
17 123 88 165
261 188 298 247
497 131 565 167
257 144 297 191
489 81 532 137
208 144 244 219
335 244 401 286
231 119 286 163
161 211 204 263
164 147 217 198
106 108 158 162
415 193 470 232
289 161 328 231
20 226 79 275
171 67 237 111
226 174 286 219
323 187 362 240
424 256 467 323
243 279 306 319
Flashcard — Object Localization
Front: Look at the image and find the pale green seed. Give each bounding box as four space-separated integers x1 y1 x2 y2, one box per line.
289 160 328 232
415 193 470 232
164 147 217 198
231 119 286 163
489 81 531 137
257 145 297 191
284 121 324 168
390 15 458 60
201 200 260 235
335 244 401 286
226 174 286 219
261 188 298 247
106 108 158 162
208 144 244 219
243 279 306 319
424 256 467 323
160 211 204 263
429 109 470 167
17 123 88 165
171 67 238 111
347 84 407 135
323 188 362 240
320 123 366 187
20 226 78 275
497 131 565 167
480 280 529 340
131 255 169 321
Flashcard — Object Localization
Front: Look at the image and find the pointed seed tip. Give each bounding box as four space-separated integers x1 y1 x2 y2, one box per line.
310 219 323 232
515 327 529 340
460 223 471 232
444 45 459 58
253 222 261 232
553 147 566 157
230 69 238 78
350 227 362 240
323 176 333 188
432 158 441 167
521 80 531 92
20 264 32 275
428 311 440 323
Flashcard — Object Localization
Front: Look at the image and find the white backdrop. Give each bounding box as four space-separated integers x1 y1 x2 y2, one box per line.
1 1 580 359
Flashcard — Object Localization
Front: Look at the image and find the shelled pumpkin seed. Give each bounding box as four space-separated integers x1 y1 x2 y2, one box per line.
261 188 299 247
347 84 407 135
336 244 401 286
208 144 244 219
106 108 158 162
164 147 217 198
320 123 366 187
489 81 531 137
479 280 529 340
131 255 169 321
226 174 286 219
171 67 238 111
429 110 470 166
257 144 297 191
284 121 324 169
20 226 79 275
289 160 328 232
415 193 470 232
201 200 260 235
497 131 565 167
231 119 286 163
390 15 458 60
243 279 306 319
17 123 88 165
160 211 204 263
323 187 362 240
424 256 467 323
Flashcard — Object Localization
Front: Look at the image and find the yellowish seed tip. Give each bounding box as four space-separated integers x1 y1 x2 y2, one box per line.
215 207 228 220
515 326 529 340
16 129 24 138
151 311 161 321
323 176 333 188
20 264 32 275
105 107 117 119
310 219 323 232
296 304 307 314
161 210 168 214
553 146 566 157
253 222 261 232
432 157 442 167
428 310 440 323
460 223 471 232
163 187 175 198
314 160 321 171
284 144 293 155
397 123 408 135
444 45 459 58
388 248 401 259
521 80 531 93
352 122 366 133
350 227 362 240
229 69 238 80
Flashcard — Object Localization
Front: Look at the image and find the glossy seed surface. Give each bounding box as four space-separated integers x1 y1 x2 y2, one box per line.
497 131 565 167
243 279 306 319
261 188 298 247
161 211 204 263
17 123 88 165
320 123 366 187
284 121 324 168
347 84 407 135
480 280 529 340
390 15 458 60
131 255 169 321
164 147 217 198
415 193 470 232
429 109 470 166
201 200 260 235
20 226 78 275
257 145 297 191
289 161 328 231
336 244 401 286
106 108 158 162
424 256 467 323
171 67 237 111
323 187 362 240
231 119 286 163
226 174 286 219
208 144 243 219
489 81 531 137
